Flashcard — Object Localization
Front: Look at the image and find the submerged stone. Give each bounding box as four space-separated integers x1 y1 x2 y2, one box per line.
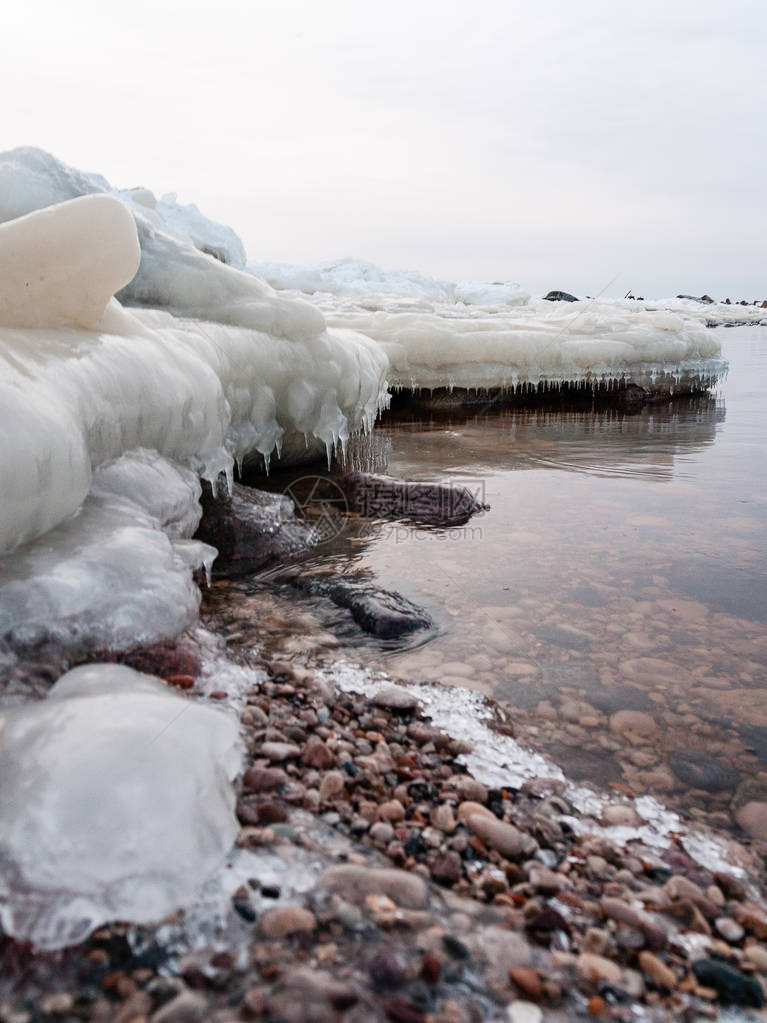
336 473 487 527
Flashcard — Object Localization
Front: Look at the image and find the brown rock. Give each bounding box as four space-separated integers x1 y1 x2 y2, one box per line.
379 799 406 822
301 738 335 770
735 801 767 841
577 953 621 985
373 686 419 711
261 741 300 762
258 905 317 938
319 771 345 801
509 967 542 1000
242 766 287 793
430 852 462 887
465 814 534 859
638 951 677 989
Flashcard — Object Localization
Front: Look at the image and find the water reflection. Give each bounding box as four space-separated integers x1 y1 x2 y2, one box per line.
245 329 767 835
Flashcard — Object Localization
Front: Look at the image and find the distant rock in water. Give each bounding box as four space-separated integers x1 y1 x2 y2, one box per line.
336 473 487 527
543 290 579 302
668 751 740 792
195 480 313 576
676 294 715 304
294 576 432 639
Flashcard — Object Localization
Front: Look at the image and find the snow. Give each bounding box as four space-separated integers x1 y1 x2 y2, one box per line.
0 663 240 948
249 256 530 309
0 452 214 655
0 188 388 555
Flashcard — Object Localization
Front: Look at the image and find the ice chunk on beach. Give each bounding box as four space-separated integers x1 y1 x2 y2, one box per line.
0 191 388 553
0 147 323 337
0 194 139 329
0 663 240 948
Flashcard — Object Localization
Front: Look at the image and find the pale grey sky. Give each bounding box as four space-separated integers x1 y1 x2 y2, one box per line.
3 0 766 298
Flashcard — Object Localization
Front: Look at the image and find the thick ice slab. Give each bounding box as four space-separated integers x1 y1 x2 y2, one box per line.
320 298 726 392
0 663 240 949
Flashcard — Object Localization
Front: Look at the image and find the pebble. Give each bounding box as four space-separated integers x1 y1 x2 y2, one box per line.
300 737 335 770
507 1001 542 1023
258 905 317 938
261 741 301 762
528 866 565 894
743 944 767 972
638 951 677 989
373 686 419 711
692 958 764 1007
465 814 534 859
150 990 208 1023
455 776 489 802
735 801 767 841
602 803 642 827
509 967 542 1000
319 770 345 801
379 799 406 822
431 803 456 833
577 953 622 985
319 865 429 908
715 917 745 943
609 710 657 743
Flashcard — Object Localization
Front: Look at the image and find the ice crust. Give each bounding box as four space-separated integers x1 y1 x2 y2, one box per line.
0 663 240 948
0 451 214 654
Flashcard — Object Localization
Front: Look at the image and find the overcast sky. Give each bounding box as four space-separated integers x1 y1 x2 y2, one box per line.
3 0 765 298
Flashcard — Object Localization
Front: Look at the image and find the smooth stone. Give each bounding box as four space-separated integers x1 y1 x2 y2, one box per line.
692 958 764 1007
319 771 345 801
319 865 428 909
602 804 642 828
735 801 767 842
466 815 534 859
638 951 676 989
609 710 656 743
577 953 621 985
457 800 495 821
373 686 420 711
258 906 317 938
668 751 740 792
507 1001 542 1023
716 917 745 943
743 945 767 972
261 741 301 762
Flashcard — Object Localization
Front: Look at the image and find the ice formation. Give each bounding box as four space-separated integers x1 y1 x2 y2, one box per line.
0 189 388 555
0 663 240 948
249 256 530 309
319 299 726 392
0 451 214 654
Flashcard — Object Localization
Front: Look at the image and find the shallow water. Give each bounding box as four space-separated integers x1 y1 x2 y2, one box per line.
246 327 767 832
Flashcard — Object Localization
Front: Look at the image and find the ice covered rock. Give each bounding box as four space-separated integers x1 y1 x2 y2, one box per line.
0 452 213 655
0 663 240 948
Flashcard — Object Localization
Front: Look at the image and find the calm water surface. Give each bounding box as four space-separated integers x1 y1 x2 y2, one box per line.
254 327 767 831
